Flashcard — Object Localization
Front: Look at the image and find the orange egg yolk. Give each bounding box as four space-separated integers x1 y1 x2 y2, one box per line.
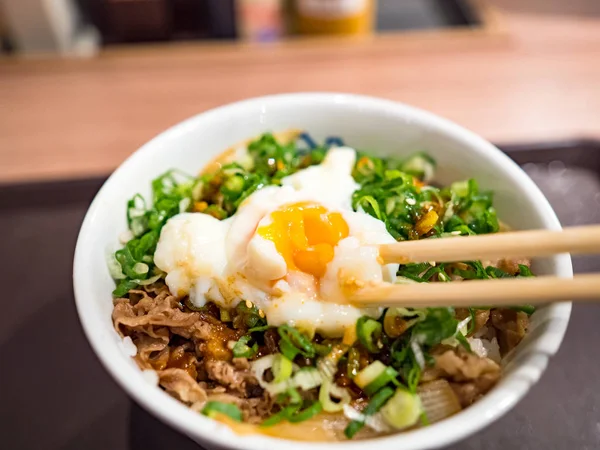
258 202 349 278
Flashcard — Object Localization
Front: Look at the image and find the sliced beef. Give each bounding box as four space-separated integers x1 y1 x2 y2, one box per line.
204 359 263 398
112 283 265 416
455 308 490 335
176 313 242 361
258 328 280 356
113 283 242 362
427 348 501 407
112 287 198 335
450 372 499 407
134 334 170 370
433 347 500 381
159 368 207 405
490 308 529 354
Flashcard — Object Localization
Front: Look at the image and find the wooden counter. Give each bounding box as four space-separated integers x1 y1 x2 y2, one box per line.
1 8 600 183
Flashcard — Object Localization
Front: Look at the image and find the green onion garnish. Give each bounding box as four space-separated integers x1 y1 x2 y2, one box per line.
344 387 395 439
509 305 536 315
232 335 258 358
363 366 400 396
356 316 382 353
272 354 293 383
260 405 301 427
202 402 243 422
346 347 361 379
278 325 316 358
288 401 323 423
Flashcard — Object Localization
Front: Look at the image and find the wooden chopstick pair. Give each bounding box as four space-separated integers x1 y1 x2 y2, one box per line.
350 225 600 308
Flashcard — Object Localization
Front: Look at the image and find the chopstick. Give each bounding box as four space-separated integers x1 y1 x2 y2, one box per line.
349 273 600 308
378 224 600 264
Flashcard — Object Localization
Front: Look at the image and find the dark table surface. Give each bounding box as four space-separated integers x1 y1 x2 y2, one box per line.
2 142 600 450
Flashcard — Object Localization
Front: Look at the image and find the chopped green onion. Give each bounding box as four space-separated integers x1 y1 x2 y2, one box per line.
355 195 383 221
252 356 323 395
467 307 476 335
235 301 267 329
219 308 232 322
518 264 534 277
278 325 316 358
347 347 361 379
356 317 382 353
273 354 293 383
191 179 203 201
232 335 258 358
106 252 126 280
112 279 139 298
141 254 154 264
279 337 300 361
178 197 191 213
450 180 470 197
485 266 513 278
223 175 245 194
248 325 271 333
313 343 332 357
132 262 149 276
509 305 536 315
202 401 243 422
288 401 323 423
292 368 323 391
134 274 162 286
380 388 422 430
364 386 395 415
319 379 351 412
111 169 197 296
405 359 421 394
455 332 472 352
277 387 303 406
344 387 395 439
260 405 301 427
390 339 422 393
363 366 400 396
400 152 436 182
355 360 386 389
343 420 364 440
261 396 323 426
411 308 458 346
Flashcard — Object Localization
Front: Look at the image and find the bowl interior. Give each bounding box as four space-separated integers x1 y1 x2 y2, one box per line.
74 93 571 450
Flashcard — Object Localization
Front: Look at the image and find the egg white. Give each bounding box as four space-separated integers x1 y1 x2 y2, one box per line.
154 212 229 301
280 146 359 209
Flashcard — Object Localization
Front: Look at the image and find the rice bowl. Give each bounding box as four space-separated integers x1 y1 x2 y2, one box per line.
73 93 572 450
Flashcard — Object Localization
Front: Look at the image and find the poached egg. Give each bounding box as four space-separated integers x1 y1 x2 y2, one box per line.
154 147 398 337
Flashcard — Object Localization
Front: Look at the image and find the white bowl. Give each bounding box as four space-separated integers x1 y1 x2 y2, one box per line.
73 93 572 450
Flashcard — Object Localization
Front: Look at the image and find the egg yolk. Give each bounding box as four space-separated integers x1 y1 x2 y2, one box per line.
258 202 349 278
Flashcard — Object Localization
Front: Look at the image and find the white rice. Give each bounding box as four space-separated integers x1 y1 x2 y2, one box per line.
141 369 159 386
118 336 137 357
467 336 502 364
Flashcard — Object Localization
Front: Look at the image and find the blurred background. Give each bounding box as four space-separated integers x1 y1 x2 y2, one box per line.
1 0 599 54
0 0 495 54
1 0 600 184
1 1 600 450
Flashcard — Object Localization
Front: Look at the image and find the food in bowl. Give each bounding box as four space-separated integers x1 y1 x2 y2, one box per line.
109 130 534 441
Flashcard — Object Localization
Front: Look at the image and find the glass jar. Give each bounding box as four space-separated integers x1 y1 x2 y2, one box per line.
295 0 376 35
